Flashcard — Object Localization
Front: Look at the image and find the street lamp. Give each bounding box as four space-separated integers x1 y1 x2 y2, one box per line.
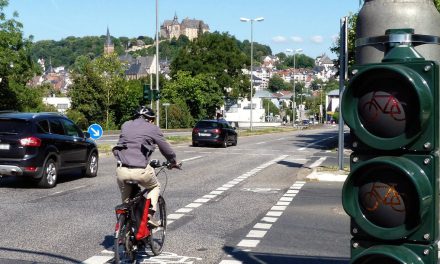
163 103 170 129
240 16 264 131
155 0 160 127
286 48 302 127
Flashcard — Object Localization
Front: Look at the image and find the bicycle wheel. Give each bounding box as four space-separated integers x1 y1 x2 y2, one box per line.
114 214 136 263
361 101 379 122
362 192 379 212
149 195 167 255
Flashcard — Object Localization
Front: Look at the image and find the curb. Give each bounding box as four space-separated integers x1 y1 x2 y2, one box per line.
306 168 348 182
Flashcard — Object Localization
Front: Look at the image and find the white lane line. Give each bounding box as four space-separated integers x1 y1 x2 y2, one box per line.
247 230 267 238
223 180 306 263
166 155 288 227
181 156 203 162
254 223 272 229
219 260 242 264
309 157 327 168
82 255 113 264
237 239 260 247
176 208 193 213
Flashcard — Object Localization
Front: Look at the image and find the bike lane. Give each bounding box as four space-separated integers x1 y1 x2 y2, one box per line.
218 180 350 264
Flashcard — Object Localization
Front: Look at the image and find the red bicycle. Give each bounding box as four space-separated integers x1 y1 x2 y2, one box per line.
113 160 181 263
361 91 405 122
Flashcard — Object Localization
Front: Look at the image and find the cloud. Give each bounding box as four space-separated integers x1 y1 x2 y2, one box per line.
272 36 288 43
290 36 303 43
311 35 324 44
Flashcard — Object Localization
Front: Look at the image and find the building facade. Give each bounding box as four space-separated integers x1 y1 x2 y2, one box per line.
160 14 209 41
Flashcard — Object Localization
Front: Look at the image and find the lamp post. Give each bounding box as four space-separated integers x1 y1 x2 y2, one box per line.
163 103 170 129
240 17 264 131
318 84 323 124
286 48 302 127
155 0 160 127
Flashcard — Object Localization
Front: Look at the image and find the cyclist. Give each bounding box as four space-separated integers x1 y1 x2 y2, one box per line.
113 106 179 226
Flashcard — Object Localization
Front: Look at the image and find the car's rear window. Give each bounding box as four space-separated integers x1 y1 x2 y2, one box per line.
196 121 220 128
0 119 28 135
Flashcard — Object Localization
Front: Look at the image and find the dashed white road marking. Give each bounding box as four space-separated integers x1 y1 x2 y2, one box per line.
84 155 291 264
309 157 327 168
181 156 203 162
220 181 306 263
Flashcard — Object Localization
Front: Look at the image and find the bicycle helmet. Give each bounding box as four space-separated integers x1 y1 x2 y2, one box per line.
136 106 156 120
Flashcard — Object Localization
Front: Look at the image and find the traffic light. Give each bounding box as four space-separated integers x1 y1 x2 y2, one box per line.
143 84 151 101
341 29 439 264
152 90 161 101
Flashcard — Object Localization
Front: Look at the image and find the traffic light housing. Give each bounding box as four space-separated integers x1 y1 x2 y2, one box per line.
152 90 161 101
143 84 151 101
341 29 439 264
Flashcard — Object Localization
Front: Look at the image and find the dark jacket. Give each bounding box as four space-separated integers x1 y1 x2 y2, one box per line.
113 117 176 167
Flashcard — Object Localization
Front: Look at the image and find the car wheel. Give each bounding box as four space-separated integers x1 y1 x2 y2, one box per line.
221 136 228 148
192 141 198 147
38 158 58 188
84 152 99 177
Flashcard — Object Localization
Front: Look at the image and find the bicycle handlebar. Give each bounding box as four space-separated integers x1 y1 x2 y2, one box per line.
149 159 182 170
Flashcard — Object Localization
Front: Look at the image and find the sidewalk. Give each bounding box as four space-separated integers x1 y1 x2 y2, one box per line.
306 169 348 182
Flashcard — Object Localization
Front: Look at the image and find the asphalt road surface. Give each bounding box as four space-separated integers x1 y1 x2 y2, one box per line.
0 125 351 264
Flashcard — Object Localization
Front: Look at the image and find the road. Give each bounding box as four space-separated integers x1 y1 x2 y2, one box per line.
0 126 351 264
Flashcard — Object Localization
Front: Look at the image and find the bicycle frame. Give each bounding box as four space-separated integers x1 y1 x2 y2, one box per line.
363 182 405 212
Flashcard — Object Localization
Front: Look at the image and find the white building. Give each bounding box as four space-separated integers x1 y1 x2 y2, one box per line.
42 96 71 113
326 89 340 122
223 97 265 125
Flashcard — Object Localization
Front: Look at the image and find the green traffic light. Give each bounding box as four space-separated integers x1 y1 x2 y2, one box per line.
342 28 440 264
342 154 437 242
351 242 437 264
342 62 435 151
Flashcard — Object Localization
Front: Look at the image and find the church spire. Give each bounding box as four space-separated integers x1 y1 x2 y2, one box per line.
104 26 115 54
106 26 112 46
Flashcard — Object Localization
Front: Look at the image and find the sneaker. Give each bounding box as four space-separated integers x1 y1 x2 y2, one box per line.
148 214 160 228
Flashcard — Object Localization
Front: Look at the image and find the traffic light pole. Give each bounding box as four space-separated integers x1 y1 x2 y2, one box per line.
338 16 348 171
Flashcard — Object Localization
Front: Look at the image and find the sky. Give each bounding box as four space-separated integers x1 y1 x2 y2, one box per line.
5 0 361 60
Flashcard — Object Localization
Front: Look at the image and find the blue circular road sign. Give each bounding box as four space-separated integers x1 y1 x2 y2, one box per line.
87 124 103 140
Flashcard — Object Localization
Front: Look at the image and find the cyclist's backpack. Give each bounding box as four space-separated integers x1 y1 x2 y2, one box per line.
133 196 151 240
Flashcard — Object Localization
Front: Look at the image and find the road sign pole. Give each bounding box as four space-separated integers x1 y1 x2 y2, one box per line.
338 16 348 171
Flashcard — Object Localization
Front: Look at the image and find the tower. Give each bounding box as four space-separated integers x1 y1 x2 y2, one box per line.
104 27 114 54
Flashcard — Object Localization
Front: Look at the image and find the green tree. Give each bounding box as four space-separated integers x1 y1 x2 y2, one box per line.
171 32 249 99
262 98 280 118
0 0 39 111
69 53 128 129
268 74 292 92
162 71 223 121
159 100 194 129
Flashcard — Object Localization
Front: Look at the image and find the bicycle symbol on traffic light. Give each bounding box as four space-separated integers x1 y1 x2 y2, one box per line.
362 182 405 213
361 91 405 122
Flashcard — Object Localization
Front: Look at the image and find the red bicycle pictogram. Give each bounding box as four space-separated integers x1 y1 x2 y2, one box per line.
362 182 405 213
361 91 406 122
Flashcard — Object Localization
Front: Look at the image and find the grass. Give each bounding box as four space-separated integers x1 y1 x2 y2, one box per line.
317 165 350 173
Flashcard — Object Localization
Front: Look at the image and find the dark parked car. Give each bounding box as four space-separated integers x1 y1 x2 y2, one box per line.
0 112 99 188
192 119 238 148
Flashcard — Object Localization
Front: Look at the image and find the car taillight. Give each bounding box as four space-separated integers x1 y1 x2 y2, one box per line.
213 129 220 134
193 128 199 134
20 137 42 147
24 166 38 172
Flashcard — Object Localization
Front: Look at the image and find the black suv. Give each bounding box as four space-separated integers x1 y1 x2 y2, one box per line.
192 119 238 147
0 112 99 188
